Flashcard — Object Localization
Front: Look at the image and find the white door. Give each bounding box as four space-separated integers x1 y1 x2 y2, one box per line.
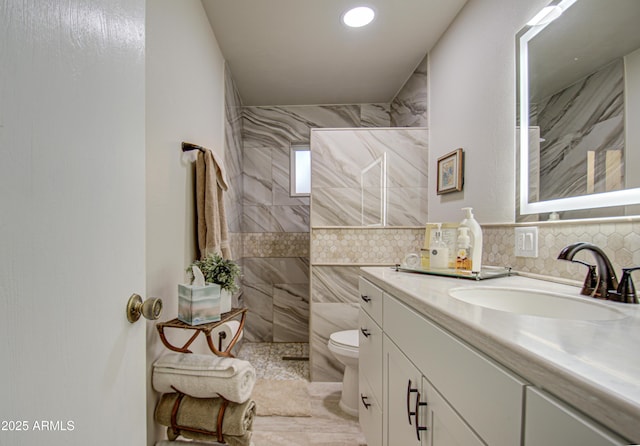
0 1 146 444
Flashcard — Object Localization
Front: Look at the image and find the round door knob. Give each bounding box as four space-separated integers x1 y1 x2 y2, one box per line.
127 294 163 323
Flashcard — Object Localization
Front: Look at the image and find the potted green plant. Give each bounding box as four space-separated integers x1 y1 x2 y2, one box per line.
187 253 240 313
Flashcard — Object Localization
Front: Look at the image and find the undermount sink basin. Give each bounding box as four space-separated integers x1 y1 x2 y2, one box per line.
448 287 627 321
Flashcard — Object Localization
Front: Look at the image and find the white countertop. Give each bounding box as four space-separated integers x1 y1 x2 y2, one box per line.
360 266 640 443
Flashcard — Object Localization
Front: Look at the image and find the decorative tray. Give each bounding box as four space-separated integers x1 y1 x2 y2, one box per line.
394 264 513 281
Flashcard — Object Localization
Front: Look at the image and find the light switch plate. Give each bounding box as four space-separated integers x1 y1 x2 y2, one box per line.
515 227 538 258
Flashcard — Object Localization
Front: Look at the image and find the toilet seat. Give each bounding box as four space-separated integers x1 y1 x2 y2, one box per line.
328 330 359 359
329 329 359 348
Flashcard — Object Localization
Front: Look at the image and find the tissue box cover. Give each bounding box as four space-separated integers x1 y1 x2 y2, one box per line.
178 283 221 325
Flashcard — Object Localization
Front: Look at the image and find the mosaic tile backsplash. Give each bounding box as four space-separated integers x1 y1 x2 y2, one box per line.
311 221 640 282
242 232 309 258
311 228 424 265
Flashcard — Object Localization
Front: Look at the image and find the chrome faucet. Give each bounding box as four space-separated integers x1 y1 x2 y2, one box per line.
558 242 639 303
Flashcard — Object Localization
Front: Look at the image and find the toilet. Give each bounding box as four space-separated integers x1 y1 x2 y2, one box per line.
327 329 359 416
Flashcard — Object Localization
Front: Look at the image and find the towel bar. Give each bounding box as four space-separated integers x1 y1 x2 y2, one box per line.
182 142 207 153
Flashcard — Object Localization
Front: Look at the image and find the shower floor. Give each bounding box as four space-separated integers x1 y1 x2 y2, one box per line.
236 342 309 380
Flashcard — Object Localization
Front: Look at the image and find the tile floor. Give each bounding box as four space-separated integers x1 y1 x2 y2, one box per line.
236 342 367 446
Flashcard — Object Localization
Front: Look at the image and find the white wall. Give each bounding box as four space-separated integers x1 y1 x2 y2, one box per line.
428 0 548 224
145 0 226 443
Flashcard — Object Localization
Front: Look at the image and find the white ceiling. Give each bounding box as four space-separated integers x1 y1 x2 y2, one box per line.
201 0 468 106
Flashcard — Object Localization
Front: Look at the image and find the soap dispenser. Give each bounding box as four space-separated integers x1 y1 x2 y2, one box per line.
460 207 482 272
455 226 472 271
429 223 449 269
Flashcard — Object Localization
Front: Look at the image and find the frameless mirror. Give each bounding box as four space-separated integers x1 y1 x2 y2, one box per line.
517 0 640 219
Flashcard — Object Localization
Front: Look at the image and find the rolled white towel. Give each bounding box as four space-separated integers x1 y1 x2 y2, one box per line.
153 353 256 403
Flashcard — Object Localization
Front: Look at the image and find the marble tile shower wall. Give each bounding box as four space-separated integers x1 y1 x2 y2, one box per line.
390 53 428 127
240 104 391 342
310 128 429 227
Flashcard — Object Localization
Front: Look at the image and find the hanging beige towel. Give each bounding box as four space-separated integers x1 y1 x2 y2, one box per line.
196 149 232 259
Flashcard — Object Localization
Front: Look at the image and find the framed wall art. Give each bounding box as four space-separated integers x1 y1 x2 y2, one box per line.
436 148 464 194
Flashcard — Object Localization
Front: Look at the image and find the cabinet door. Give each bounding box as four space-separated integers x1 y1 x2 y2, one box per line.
385 336 426 446
524 387 628 446
423 377 484 446
359 378 383 446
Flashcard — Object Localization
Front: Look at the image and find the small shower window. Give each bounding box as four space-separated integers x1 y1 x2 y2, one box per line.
290 145 311 196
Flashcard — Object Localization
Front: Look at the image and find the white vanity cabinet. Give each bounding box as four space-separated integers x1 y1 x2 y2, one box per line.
524 387 628 446
383 293 526 446
358 272 636 446
358 280 526 446
358 278 384 446
385 335 483 446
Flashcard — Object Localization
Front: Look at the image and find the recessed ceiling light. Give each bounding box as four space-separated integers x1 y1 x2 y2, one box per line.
342 6 375 28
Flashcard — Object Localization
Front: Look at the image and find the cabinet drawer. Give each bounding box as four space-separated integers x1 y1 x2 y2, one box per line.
384 296 526 446
524 387 628 446
359 277 383 324
359 310 383 405
359 378 383 446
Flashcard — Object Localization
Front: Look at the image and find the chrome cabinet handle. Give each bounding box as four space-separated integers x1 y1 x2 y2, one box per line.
407 379 418 424
414 390 428 441
360 327 371 338
360 294 371 303
360 393 371 409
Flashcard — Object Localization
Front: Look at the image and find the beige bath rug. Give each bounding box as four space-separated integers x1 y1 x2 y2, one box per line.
251 379 311 417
